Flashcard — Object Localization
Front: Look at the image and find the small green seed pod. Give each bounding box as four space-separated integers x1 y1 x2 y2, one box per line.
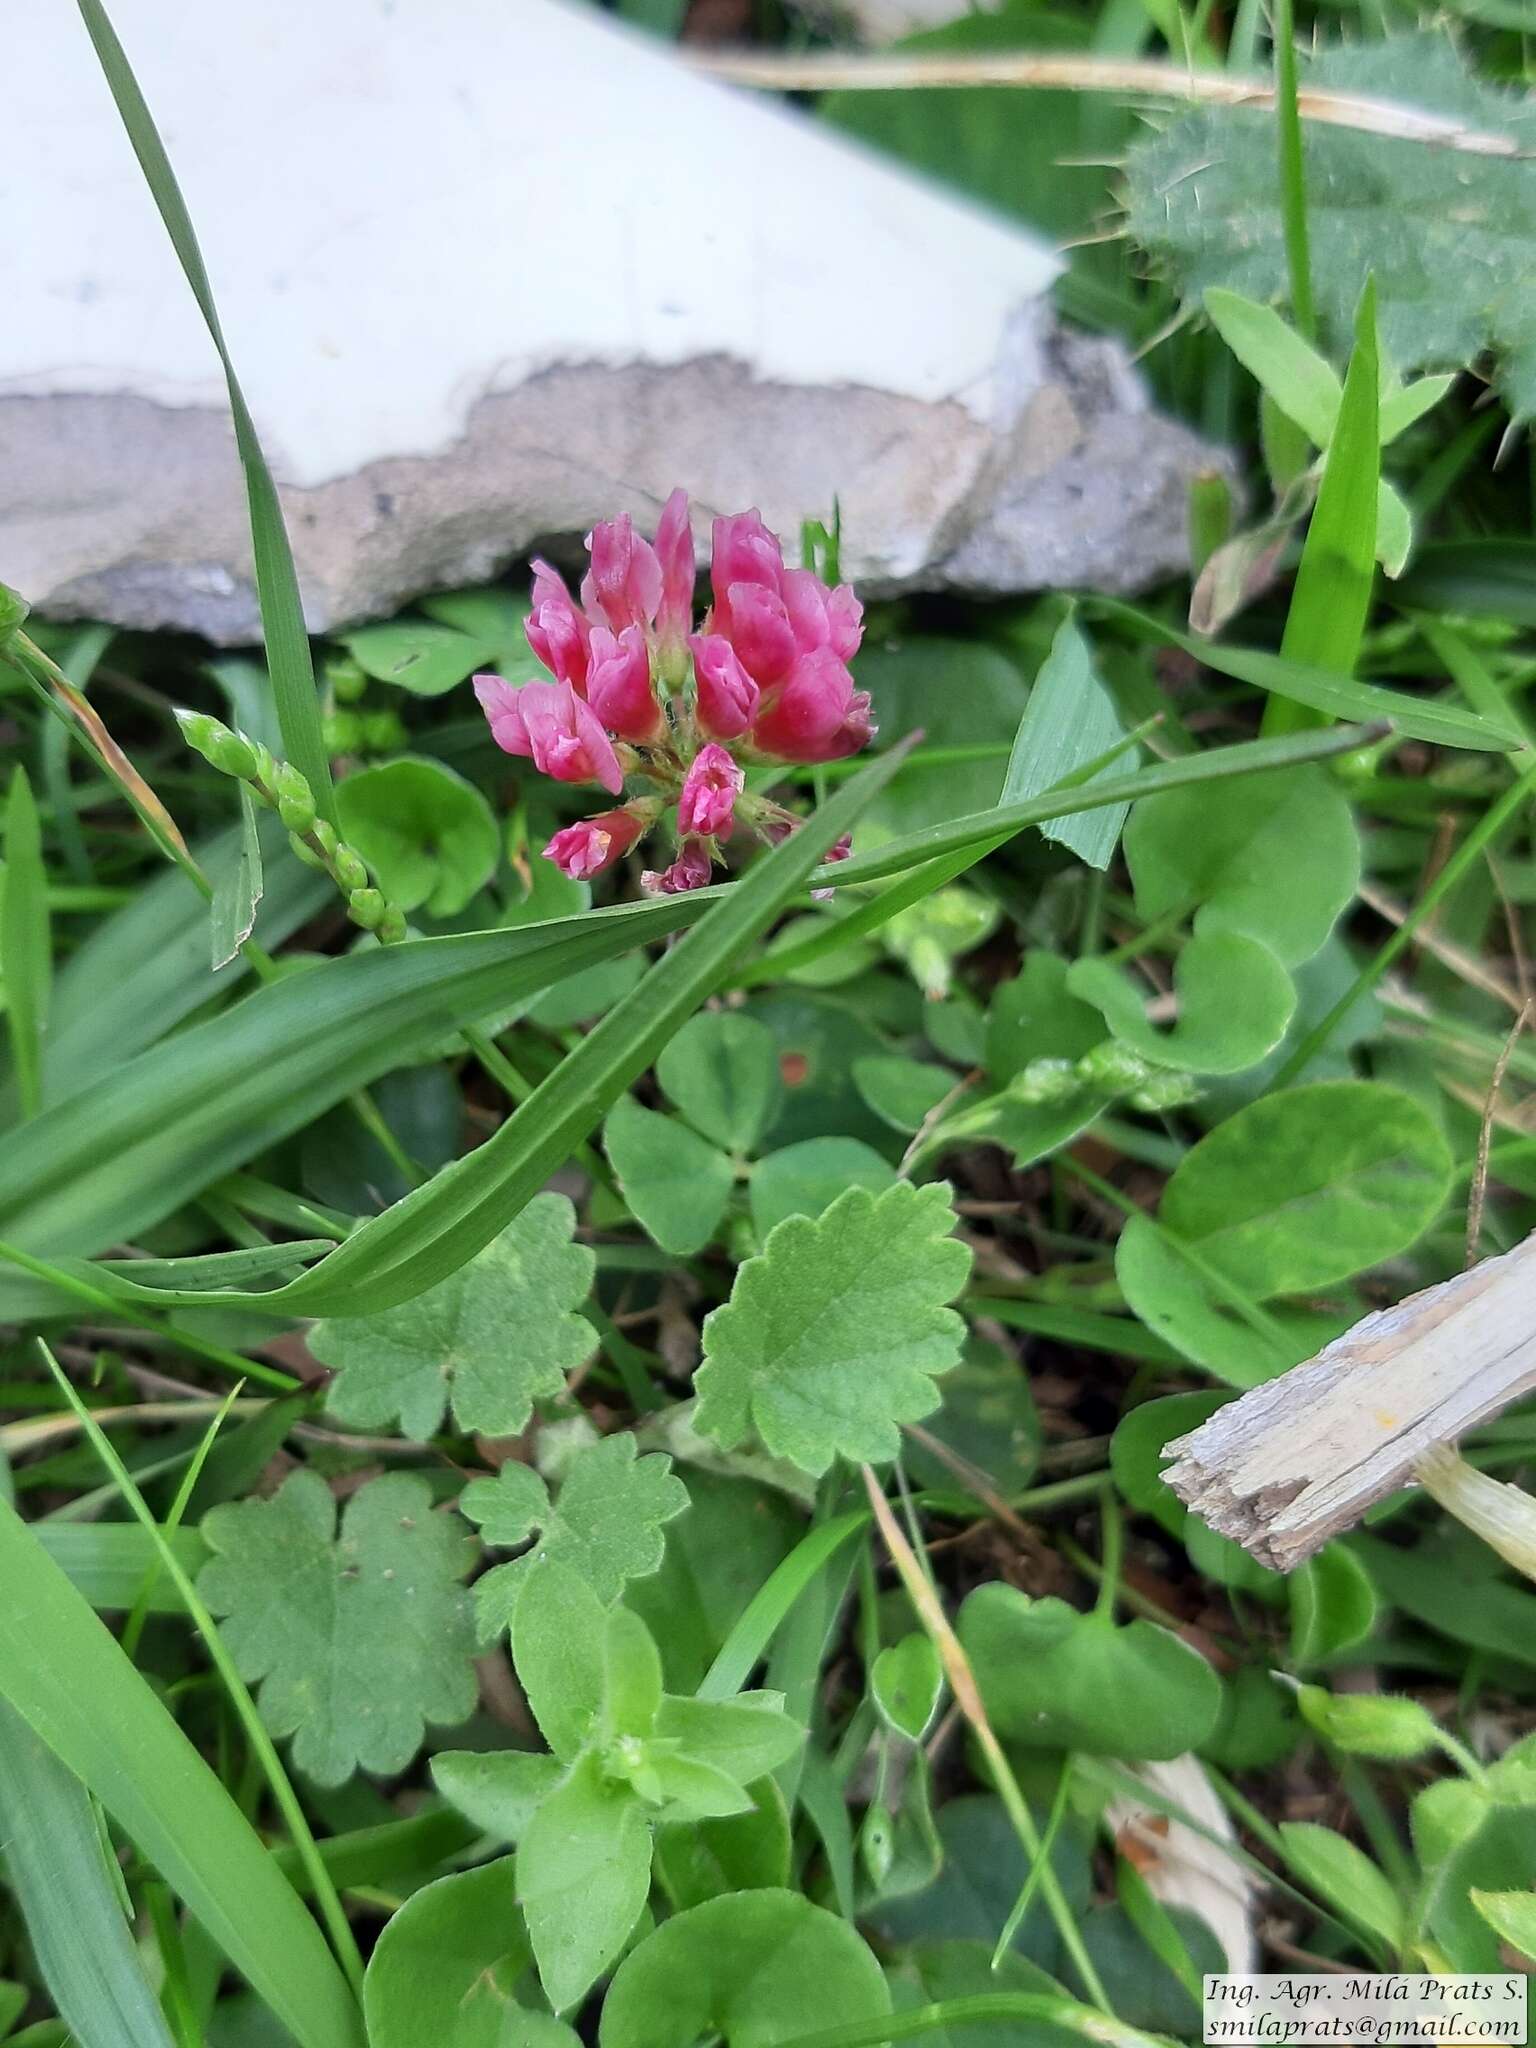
325 709 364 754
176 709 260 780
325 654 369 705
273 762 317 835
376 906 408 945
310 819 340 860
333 845 369 894
289 836 328 871
347 887 387 931
1075 1040 1155 1094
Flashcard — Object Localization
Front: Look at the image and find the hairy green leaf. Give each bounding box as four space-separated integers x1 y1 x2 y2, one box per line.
198 1470 477 1785
312 1195 594 1441
696 1181 971 1475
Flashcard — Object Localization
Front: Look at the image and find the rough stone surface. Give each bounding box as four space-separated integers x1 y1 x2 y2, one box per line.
6 0 1221 646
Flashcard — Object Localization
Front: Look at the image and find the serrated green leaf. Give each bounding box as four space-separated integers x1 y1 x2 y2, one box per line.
1127 35 1536 414
1068 930 1295 1076
312 1195 595 1442
464 1435 689 1638
695 1181 971 1476
198 1470 477 1785
603 1097 735 1257
656 1012 782 1153
517 1750 654 2015
334 756 498 916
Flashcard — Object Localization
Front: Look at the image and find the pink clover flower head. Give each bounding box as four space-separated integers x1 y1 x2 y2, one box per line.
642 838 713 896
689 633 759 740
525 559 592 691
677 743 744 839
723 581 798 686
710 510 784 634
582 512 663 635
782 567 865 665
512 679 624 794
586 625 661 743
543 805 647 881
653 487 696 652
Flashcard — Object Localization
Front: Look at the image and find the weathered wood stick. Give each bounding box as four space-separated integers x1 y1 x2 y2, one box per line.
1161 1231 1536 1572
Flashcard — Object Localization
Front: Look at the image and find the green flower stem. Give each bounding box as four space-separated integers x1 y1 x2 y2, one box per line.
1093 1496 1124 1621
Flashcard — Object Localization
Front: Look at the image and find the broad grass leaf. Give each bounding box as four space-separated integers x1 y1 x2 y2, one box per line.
312 1195 594 1441
334 757 498 915
1124 767 1359 969
1125 35 1536 414
1352 1535 1536 1672
695 1181 970 1475
1068 930 1295 1076
748 1137 896 1239
603 1098 735 1257
463 1434 689 1636
958 1584 1222 1760
0 769 50 1118
1153 1080 1453 1296
1001 615 1134 870
1278 1823 1402 1953
598 1891 890 2047
0 1701 176 2048
198 1470 477 1785
0 1502 362 2048
656 1012 782 1153
363 1860 579 2048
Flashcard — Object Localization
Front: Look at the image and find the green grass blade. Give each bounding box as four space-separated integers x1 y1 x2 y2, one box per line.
34 1524 210 1613
1266 278 1381 736
0 1700 177 2048
0 1502 363 2048
1094 602 1510 754
697 1512 870 1703
0 896 699 1296
2 769 51 1119
179 741 914 1316
71 0 334 818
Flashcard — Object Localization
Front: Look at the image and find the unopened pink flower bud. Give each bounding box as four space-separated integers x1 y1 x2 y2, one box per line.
474 673 533 757
750 647 856 762
642 839 713 895
811 832 853 902
582 513 663 635
827 585 864 663
677 743 743 839
689 633 759 740
710 510 783 628
516 680 624 794
587 626 661 743
525 560 591 691
653 488 695 652
543 805 647 880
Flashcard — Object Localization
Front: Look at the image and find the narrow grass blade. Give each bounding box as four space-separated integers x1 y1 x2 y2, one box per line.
0 1501 363 2048
698 1513 871 1704
0 1699 177 2048
1094 602 1511 753
72 0 335 818
2 769 51 1118
1267 278 1381 736
182 742 914 1315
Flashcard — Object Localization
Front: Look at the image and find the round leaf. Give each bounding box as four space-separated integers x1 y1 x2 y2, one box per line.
1158 1080 1453 1296
958 1583 1222 1760
604 1097 735 1257
1125 765 1360 968
1289 1545 1378 1667
363 1860 578 2048
598 1890 890 2047
1068 929 1296 1077
853 1055 956 1134
657 1012 783 1153
748 1137 896 1241
335 755 499 916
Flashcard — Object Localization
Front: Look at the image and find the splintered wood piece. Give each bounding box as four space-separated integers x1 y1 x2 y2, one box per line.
1161 1230 1536 1572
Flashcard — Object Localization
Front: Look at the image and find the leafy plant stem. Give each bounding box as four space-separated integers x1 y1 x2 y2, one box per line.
859 1466 1113 2015
1275 751 1536 1083
36 1342 366 2002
